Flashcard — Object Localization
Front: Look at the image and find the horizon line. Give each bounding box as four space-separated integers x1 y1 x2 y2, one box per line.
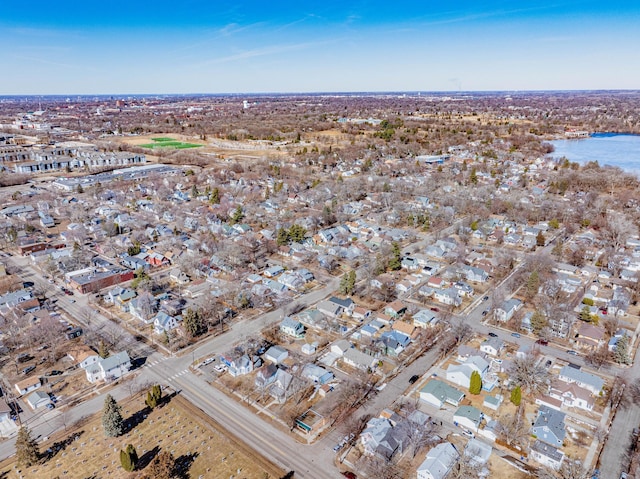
2 89 640 99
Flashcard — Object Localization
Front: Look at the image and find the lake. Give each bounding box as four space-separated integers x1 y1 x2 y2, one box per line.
549 133 640 176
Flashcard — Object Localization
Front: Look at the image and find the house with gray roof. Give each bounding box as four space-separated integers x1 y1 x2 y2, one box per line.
532 405 566 448
280 316 305 339
494 298 523 322
86 351 131 383
420 380 465 408
454 405 483 431
558 366 604 394
416 442 459 479
531 440 565 470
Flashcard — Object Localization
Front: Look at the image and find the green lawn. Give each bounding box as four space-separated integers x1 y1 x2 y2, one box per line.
140 137 202 149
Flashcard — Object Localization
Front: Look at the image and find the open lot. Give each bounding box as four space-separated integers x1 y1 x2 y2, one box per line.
0 393 283 479
139 137 202 149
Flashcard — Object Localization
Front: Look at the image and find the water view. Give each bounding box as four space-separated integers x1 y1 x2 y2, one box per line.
550 133 640 176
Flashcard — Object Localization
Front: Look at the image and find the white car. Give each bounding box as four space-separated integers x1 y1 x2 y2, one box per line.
214 364 226 373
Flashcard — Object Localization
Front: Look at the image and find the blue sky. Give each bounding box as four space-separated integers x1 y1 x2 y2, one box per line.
1 0 639 94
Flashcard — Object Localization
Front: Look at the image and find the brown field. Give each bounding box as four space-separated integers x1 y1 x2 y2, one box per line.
0 394 283 479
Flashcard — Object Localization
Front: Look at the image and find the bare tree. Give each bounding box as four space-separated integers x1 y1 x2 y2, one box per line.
509 354 549 396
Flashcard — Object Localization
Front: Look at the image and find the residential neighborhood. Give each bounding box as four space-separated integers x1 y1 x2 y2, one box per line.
0 92 639 479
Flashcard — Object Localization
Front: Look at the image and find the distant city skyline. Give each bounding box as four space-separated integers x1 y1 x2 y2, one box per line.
2 0 639 95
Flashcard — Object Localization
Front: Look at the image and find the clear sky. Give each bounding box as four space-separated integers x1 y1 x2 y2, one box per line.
1 0 639 95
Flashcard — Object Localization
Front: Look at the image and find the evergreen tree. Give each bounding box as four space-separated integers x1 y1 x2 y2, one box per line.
102 394 124 437
530 310 547 334
510 385 522 406
145 384 163 409
209 187 220 204
580 305 593 322
526 270 540 299
613 334 630 365
16 426 39 467
288 224 307 243
120 444 138 472
536 230 546 247
276 228 289 246
339 270 357 296
98 340 110 359
230 205 244 225
469 167 478 185
182 308 206 338
388 242 402 271
191 184 199 198
469 371 482 395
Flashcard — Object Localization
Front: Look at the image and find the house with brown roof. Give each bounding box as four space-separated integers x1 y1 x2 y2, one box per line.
67 344 100 369
392 320 417 338
575 323 605 350
15 376 41 396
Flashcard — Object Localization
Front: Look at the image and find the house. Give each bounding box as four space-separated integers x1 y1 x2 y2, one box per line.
453 405 483 431
67 344 100 369
360 413 410 460
384 300 407 318
574 323 605 350
85 351 131 383
549 381 594 411
255 363 278 389
462 265 489 283
532 405 566 448
392 320 416 338
15 376 42 396
433 288 461 307
379 330 411 356
352 307 372 322
414 309 438 329
464 439 492 466
330 339 352 356
343 348 378 370
416 442 459 479
24 390 51 410
301 363 334 384
483 394 503 411
558 366 604 395
317 300 342 318
269 368 293 402
420 380 465 408
228 354 254 377
280 317 305 339
531 440 565 470
169 269 190 285
153 311 182 335
264 345 289 364
494 298 523 322
446 356 489 388
479 337 504 357
328 296 356 316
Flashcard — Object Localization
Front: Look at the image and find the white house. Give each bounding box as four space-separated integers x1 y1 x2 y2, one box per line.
25 391 51 410
416 442 459 479
530 440 564 470
479 338 504 357
85 351 131 383
453 405 483 432
420 380 465 408
153 311 182 335
494 298 522 322
15 377 42 396
280 317 305 339
264 345 289 364
557 366 604 395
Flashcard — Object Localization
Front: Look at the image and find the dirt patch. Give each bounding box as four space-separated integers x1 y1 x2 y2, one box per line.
1 393 283 479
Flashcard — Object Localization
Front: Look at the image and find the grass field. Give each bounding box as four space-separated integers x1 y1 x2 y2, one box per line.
139 137 202 149
2 393 283 479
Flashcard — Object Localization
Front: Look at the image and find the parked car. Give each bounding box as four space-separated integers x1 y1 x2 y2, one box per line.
46 403 55 410
22 365 36 375
462 429 475 438
488 332 498 338
536 339 549 346
567 350 579 356
17 353 33 363
202 357 216 366
482 310 489 316
511 332 521 338
46 370 63 376
430 307 439 312
409 374 420 384
483 296 489 301
342 472 357 479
